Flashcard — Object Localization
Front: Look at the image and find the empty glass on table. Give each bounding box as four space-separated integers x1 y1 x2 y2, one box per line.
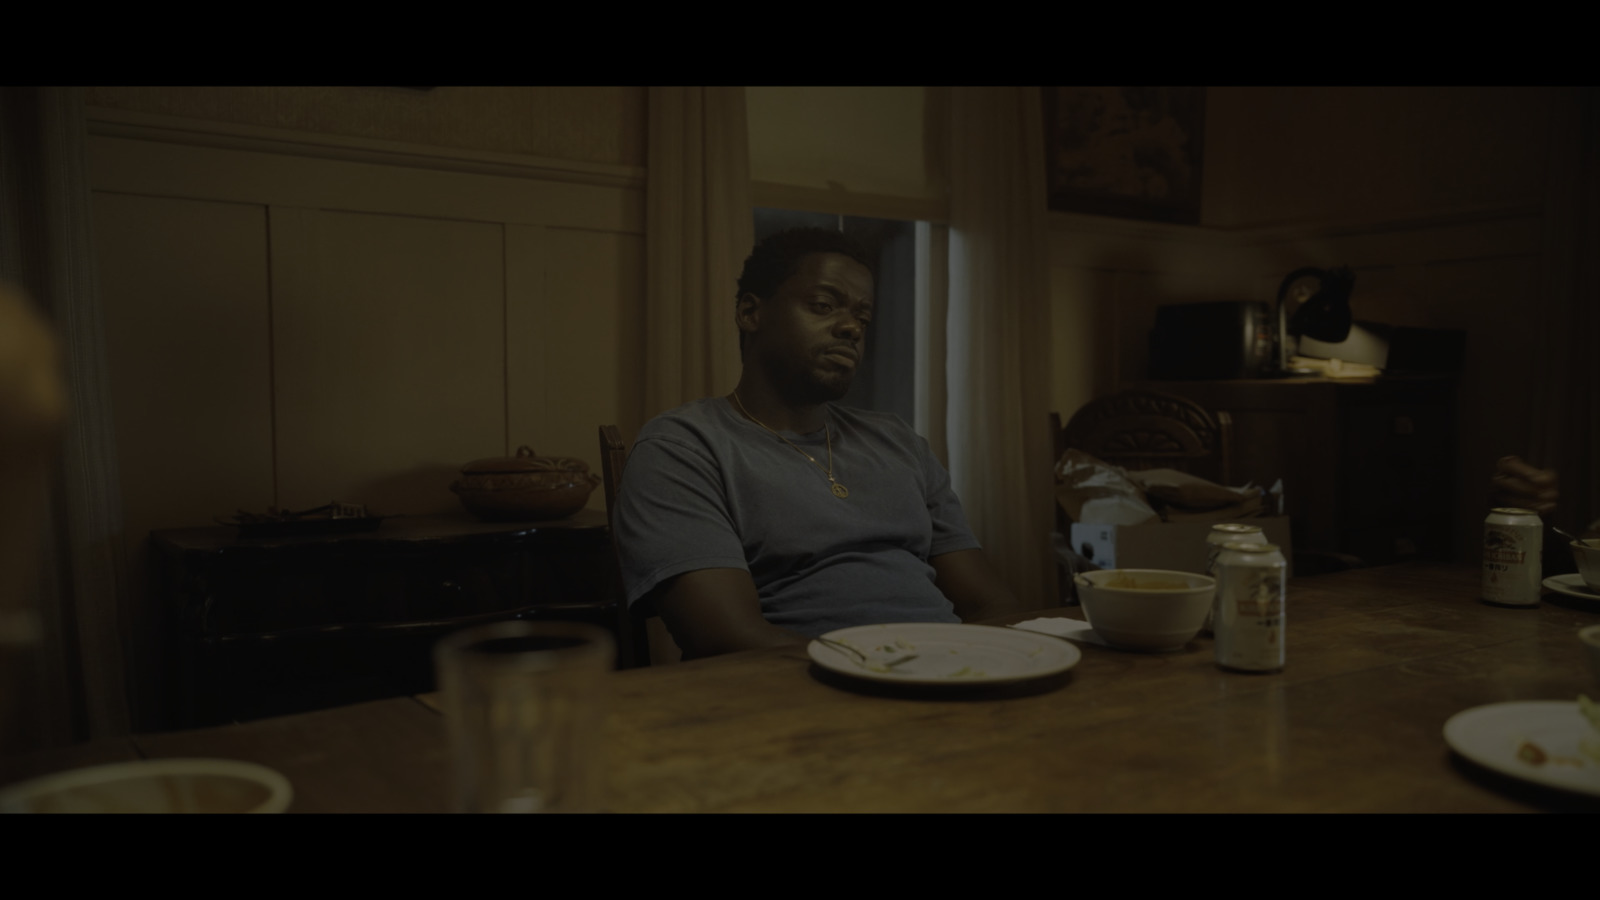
434 621 614 813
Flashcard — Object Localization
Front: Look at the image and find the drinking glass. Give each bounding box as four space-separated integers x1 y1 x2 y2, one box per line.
434 620 614 813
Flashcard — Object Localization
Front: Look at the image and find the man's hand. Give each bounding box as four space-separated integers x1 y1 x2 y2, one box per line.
931 549 1027 623
0 285 66 472
1491 456 1559 515
651 568 808 660
1 285 65 756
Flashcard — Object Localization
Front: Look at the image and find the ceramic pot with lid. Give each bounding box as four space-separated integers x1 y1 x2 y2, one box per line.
450 446 600 521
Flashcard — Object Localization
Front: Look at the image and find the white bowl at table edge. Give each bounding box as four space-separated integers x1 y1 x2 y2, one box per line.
1073 569 1216 652
1571 539 1600 591
0 758 292 814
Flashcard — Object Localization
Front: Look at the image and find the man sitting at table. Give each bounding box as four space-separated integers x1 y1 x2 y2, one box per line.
612 228 1023 659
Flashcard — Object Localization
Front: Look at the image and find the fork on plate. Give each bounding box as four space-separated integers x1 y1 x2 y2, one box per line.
815 636 918 670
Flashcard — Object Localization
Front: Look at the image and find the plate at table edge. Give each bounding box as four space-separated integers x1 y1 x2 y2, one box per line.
807 622 1081 686
1543 573 1600 602
0 758 294 813
1442 701 1600 799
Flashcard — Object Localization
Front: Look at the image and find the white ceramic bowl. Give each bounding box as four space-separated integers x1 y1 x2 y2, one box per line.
1581 624 1600 688
1073 568 1216 652
0 758 291 814
1572 539 1600 592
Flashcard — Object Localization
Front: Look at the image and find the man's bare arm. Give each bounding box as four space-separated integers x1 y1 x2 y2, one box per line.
651 568 808 660
931 549 1027 622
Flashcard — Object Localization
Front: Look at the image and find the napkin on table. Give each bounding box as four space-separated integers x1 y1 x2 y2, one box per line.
1009 617 1110 647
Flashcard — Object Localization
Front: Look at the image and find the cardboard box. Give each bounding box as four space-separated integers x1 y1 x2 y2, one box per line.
1066 517 1294 577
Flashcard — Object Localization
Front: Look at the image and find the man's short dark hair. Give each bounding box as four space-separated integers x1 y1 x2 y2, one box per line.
736 227 875 353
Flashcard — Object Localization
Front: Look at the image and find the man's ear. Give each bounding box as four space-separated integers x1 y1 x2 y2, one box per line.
734 291 762 339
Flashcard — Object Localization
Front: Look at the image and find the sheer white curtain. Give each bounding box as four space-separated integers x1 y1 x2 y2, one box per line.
941 87 1057 605
0 86 131 752
1530 86 1599 533
643 87 754 420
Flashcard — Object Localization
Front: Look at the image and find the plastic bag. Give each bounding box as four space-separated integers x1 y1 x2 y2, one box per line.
1053 450 1159 526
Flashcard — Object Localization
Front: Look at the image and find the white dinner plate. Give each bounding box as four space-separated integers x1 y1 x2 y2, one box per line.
1442 701 1600 799
808 623 1081 686
1543 573 1600 603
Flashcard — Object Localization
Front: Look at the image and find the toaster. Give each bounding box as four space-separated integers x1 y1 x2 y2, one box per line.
1148 301 1275 380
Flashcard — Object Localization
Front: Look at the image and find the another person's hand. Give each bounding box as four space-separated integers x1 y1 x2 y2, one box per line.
0 284 66 755
0 283 65 566
1490 455 1558 515
0 284 66 467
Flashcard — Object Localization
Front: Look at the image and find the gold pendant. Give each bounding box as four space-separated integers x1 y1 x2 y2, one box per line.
831 482 849 498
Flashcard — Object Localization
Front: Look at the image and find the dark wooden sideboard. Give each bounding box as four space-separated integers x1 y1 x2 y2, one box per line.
1138 376 1458 567
150 510 636 729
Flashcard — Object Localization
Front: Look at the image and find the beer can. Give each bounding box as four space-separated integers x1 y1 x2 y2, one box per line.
1202 524 1266 635
1482 507 1543 607
1214 541 1287 673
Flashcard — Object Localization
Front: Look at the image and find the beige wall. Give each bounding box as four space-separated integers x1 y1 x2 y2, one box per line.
747 86 938 200
89 128 646 529
85 89 647 726
1201 86 1550 226
86 86 645 166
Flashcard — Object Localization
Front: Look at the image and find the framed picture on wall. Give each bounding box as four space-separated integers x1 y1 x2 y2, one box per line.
1042 87 1205 225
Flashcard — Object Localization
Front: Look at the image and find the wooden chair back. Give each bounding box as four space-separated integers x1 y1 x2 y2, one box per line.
599 425 628 525
1055 389 1233 486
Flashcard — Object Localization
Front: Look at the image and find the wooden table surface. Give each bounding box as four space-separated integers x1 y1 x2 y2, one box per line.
7 562 1598 812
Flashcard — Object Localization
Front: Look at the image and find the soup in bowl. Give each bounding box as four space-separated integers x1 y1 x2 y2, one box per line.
1073 569 1216 652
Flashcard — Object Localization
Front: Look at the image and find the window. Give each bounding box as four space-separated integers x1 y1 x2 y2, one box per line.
752 209 919 427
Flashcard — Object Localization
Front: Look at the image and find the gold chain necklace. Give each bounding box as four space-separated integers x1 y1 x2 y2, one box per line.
730 392 849 498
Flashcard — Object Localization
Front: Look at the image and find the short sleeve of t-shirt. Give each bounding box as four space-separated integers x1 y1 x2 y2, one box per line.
612 433 750 607
919 436 981 559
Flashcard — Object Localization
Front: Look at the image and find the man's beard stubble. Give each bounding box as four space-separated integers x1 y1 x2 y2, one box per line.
784 357 853 407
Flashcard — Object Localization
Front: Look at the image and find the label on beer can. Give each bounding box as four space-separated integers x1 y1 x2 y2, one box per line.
1482 507 1542 607
1214 542 1286 673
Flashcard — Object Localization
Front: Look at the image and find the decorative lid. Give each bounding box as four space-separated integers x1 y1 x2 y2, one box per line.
459 446 591 476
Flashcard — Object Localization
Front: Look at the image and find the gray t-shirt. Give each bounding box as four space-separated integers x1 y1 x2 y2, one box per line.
614 397 980 637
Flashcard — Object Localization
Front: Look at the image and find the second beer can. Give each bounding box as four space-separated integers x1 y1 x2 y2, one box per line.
1214 541 1287 673
1482 507 1543 607
1203 524 1266 635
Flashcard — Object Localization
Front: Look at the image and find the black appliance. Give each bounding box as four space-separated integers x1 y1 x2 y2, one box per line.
1148 301 1274 380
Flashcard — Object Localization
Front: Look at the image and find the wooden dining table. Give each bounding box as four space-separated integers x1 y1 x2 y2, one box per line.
5 561 1598 812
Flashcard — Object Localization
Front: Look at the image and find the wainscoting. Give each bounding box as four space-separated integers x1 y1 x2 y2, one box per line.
86 109 649 727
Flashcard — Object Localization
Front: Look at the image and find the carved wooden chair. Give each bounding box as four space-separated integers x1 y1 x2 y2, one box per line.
1054 389 1233 486
1052 390 1364 579
598 425 679 666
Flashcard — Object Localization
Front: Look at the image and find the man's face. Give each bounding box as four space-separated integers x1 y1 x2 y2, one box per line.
742 252 874 404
